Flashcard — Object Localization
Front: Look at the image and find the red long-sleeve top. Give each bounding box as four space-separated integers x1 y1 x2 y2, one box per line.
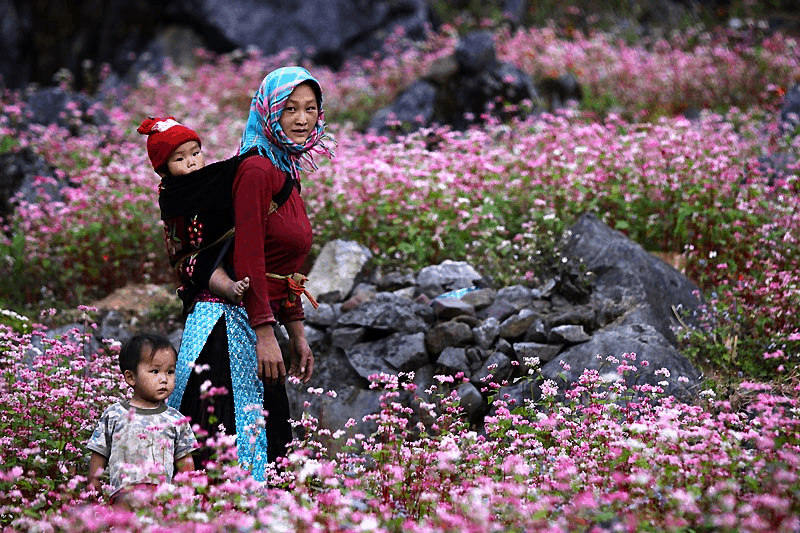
232 156 312 328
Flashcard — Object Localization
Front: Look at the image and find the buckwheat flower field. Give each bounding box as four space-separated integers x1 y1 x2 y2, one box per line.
0 21 798 531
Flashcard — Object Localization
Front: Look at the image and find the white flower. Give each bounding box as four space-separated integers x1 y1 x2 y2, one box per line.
298 459 321 483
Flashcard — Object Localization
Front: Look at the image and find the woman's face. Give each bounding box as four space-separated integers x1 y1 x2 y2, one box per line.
278 82 319 145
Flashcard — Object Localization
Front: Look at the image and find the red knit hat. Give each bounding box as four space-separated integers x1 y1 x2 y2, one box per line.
137 116 202 172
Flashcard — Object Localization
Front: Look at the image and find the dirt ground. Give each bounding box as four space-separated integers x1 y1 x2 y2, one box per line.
89 284 184 333
91 283 177 313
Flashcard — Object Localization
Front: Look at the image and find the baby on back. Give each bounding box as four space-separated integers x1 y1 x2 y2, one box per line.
138 117 248 304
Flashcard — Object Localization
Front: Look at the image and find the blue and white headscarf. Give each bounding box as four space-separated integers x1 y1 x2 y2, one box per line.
239 66 335 181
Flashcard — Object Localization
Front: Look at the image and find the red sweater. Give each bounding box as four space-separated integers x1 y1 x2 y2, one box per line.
232 156 312 327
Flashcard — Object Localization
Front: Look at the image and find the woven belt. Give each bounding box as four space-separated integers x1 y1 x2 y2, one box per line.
266 272 319 309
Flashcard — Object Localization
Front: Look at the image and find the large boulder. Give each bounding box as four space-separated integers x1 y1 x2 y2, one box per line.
562 212 703 344
369 30 539 135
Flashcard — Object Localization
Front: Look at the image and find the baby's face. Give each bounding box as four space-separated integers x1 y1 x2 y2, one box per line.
166 141 204 176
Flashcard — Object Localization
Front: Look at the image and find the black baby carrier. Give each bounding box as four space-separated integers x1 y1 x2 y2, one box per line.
158 151 295 314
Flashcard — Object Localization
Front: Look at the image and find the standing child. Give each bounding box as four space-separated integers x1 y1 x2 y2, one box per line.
137 116 249 304
87 333 198 508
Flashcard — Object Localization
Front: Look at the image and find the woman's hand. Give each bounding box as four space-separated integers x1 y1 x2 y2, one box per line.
285 321 314 383
255 324 286 385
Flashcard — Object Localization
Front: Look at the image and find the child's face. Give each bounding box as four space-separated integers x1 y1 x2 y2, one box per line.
165 140 204 176
124 347 177 408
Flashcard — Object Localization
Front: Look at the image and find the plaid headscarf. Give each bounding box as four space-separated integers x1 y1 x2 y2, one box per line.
238 66 335 182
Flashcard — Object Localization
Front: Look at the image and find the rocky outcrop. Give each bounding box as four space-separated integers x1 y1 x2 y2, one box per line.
0 148 57 221
0 0 436 92
281 215 705 441
368 30 541 135
271 214 702 439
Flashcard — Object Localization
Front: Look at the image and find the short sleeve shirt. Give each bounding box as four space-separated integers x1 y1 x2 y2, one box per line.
87 400 198 495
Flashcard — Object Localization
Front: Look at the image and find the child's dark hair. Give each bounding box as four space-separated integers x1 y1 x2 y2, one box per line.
119 333 176 374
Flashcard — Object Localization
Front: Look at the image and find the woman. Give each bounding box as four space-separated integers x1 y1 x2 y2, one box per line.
168 66 335 481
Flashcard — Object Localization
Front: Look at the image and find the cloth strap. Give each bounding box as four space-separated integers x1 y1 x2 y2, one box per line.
171 174 294 271
266 272 319 309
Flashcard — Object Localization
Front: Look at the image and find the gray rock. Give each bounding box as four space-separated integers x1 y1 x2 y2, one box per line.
96 310 132 345
436 347 471 375
524 318 549 343
496 284 533 311
416 260 483 290
304 302 337 328
25 87 110 129
343 331 429 381
454 30 497 74
304 324 327 351
305 240 372 303
341 284 377 311
780 83 800 133
473 317 500 350
453 314 481 328
503 0 528 25
478 299 519 323
460 288 496 310
371 269 416 292
513 342 563 366
425 320 473 356
0 148 59 220
499 308 538 341
297 339 365 395
368 80 438 136
384 332 429 372
393 286 417 301
547 305 597 330
301 385 385 452
331 326 366 350
345 341 396 381
2 0 435 92
442 59 537 130
337 292 429 333
417 282 446 300
456 381 487 423
412 364 436 405
592 282 645 327
431 297 476 321
168 328 183 352
494 338 515 358
465 346 485 369
547 324 591 344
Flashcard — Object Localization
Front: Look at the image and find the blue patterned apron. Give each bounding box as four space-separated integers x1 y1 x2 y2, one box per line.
168 301 269 481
